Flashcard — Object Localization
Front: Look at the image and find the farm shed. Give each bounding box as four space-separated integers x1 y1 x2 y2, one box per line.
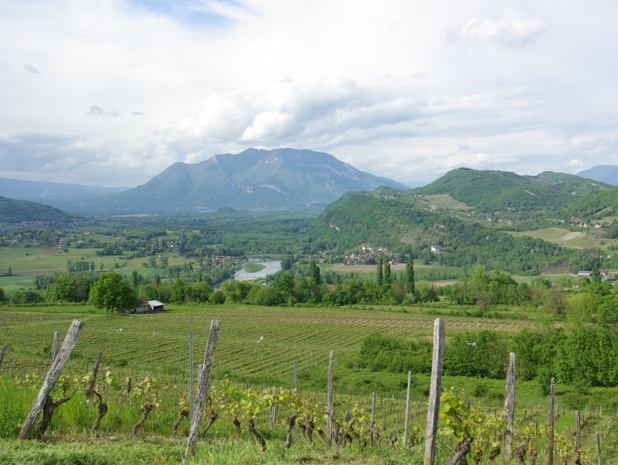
148 300 165 311
124 299 165 313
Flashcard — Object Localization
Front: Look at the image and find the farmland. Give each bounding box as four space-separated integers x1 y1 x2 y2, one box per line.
3 303 618 464
0 304 531 387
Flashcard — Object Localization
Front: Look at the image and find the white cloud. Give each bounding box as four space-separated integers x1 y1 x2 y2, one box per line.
22 63 40 74
0 0 617 187
447 7 548 48
86 105 118 117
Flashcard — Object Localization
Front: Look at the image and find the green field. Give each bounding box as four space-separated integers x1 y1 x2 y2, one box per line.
1 305 530 386
2 304 618 463
415 194 472 212
509 227 617 251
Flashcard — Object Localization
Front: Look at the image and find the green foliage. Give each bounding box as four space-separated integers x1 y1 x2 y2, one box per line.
45 273 92 303
357 332 432 374
314 189 588 275
556 326 618 387
509 328 565 382
89 272 138 313
417 168 609 213
444 331 509 379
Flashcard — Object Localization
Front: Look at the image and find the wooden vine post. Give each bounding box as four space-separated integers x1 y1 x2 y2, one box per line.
51 331 60 363
326 350 334 450
185 320 221 460
18 319 85 440
0 345 7 371
546 377 555 465
424 318 445 465
403 370 412 447
504 352 516 464
575 410 582 452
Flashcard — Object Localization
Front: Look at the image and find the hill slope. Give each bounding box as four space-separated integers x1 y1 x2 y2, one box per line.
413 168 610 213
313 183 595 274
0 196 80 223
105 148 408 211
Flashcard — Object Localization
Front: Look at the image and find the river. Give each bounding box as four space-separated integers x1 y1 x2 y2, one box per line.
233 259 282 281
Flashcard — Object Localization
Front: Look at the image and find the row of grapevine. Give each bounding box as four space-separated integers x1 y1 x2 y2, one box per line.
1 318 617 463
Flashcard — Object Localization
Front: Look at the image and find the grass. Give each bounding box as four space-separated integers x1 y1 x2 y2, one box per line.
509 227 617 251
2 304 618 462
415 194 472 211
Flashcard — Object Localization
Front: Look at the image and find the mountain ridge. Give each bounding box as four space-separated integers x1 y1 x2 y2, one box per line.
577 165 618 185
104 148 409 212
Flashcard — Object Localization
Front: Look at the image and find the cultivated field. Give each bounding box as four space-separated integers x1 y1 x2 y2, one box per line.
2 304 618 463
0 305 530 387
509 227 616 250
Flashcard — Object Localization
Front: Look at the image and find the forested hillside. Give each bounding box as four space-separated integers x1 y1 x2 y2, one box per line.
413 168 611 214
0 196 80 223
314 189 594 274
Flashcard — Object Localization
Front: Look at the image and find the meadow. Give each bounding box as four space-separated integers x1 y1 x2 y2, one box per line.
2 303 618 463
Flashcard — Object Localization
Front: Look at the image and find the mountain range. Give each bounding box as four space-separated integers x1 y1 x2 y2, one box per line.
0 148 407 214
577 165 618 185
103 148 408 212
1 147 618 221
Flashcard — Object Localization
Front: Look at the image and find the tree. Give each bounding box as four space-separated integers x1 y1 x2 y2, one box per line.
281 256 293 270
309 260 321 285
89 273 137 313
475 291 495 313
405 259 415 295
46 273 92 303
383 260 392 286
544 289 567 316
376 257 383 288
592 266 602 284
171 278 189 304
131 270 139 289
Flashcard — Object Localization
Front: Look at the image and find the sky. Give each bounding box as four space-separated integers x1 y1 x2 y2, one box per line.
1 0 617 188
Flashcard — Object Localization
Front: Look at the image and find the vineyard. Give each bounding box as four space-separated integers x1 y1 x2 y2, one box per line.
1 304 618 464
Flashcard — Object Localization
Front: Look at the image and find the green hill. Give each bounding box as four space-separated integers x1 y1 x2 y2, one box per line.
310 167 618 274
0 196 80 223
413 168 610 213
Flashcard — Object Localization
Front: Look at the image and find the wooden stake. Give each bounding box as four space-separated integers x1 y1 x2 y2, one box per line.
51 331 60 364
403 370 412 448
371 391 376 447
424 318 445 465
546 377 555 465
575 410 582 452
185 320 221 460
504 352 516 464
0 345 7 371
18 319 85 440
327 350 334 449
189 331 194 421
596 432 602 465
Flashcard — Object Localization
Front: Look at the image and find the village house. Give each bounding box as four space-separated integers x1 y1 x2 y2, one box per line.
431 245 453 254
